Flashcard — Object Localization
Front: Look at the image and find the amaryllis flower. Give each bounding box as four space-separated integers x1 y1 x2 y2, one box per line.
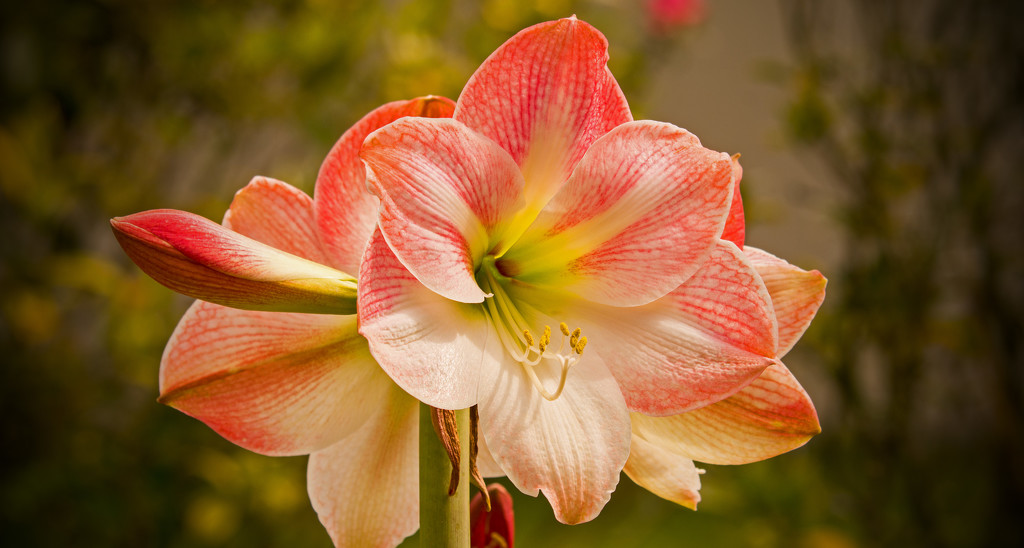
111 96 455 547
357 17 788 523
623 169 827 507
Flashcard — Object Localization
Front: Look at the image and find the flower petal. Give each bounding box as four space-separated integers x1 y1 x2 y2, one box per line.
358 228 488 409
721 155 745 247
314 96 456 273
159 300 393 456
223 176 329 264
745 246 827 356
478 340 630 524
572 239 777 416
623 433 702 510
308 385 419 548
475 431 506 478
630 362 821 465
111 210 357 314
362 118 525 303
455 17 632 221
500 121 734 306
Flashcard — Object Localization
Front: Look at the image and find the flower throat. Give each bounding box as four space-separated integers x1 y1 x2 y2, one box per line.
479 256 586 401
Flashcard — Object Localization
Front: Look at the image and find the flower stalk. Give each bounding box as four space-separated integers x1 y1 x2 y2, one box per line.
420 403 470 547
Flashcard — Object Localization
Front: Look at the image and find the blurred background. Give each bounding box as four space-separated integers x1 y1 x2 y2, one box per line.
2 0 1022 546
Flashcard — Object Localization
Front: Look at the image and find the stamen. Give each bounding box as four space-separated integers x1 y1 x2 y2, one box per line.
574 336 587 354
479 262 589 402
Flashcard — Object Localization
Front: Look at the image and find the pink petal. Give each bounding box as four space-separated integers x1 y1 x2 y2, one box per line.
744 246 827 357
358 228 489 409
499 121 734 306
361 118 525 303
111 210 357 314
307 385 419 547
721 155 745 247
475 431 506 478
630 362 821 465
159 301 393 456
623 433 702 510
223 176 329 264
314 96 456 274
571 239 777 416
478 342 630 524
455 17 632 219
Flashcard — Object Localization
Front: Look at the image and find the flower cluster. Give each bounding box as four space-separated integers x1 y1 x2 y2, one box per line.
112 17 825 547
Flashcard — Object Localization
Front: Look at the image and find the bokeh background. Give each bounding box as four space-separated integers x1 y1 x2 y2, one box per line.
3 0 1022 546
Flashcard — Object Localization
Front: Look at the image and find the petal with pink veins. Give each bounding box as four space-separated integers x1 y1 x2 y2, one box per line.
223 176 329 264
362 118 525 303
744 246 827 356
315 96 456 274
308 385 419 548
500 121 734 306
477 332 630 525
160 300 393 456
358 228 491 410
111 209 357 314
623 433 703 510
455 17 632 223
564 240 777 416
630 362 821 465
721 156 745 247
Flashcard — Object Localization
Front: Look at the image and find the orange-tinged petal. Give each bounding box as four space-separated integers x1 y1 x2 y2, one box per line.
160 301 393 456
362 118 525 304
623 434 702 510
308 385 419 548
314 96 456 274
223 176 329 264
567 240 777 416
111 209 356 314
744 246 827 356
501 121 733 306
631 362 821 466
358 229 489 410
721 156 745 247
455 17 632 223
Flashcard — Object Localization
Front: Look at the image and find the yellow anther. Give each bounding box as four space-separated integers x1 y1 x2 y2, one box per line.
560 322 570 336
543 325 551 339
575 336 588 354
538 340 548 353
570 327 581 348
523 329 534 347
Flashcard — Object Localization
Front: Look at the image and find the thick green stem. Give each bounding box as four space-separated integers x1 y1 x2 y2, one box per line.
419 403 470 548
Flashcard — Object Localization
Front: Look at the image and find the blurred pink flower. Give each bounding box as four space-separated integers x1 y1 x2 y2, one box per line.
648 0 707 33
357 16 804 524
112 96 455 547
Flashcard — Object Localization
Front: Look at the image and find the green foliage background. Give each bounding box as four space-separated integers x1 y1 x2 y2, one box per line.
2 0 1021 546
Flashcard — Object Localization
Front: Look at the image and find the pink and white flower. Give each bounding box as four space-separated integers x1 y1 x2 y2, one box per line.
357 17 801 523
112 96 455 547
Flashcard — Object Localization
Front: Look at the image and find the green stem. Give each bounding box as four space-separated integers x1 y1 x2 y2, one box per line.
419 403 470 547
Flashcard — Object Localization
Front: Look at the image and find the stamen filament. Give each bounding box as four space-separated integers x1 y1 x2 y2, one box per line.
479 260 589 402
